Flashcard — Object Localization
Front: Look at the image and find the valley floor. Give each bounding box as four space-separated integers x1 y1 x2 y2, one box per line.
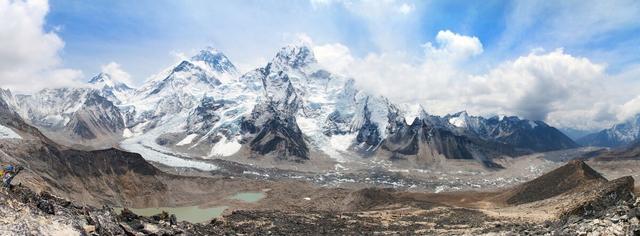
2 159 640 235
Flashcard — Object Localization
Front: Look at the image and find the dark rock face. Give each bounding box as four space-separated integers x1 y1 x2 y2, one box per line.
383 120 421 156
562 176 635 219
248 118 309 161
491 117 579 152
381 115 521 166
185 96 225 134
59 148 160 177
355 104 382 149
240 69 309 161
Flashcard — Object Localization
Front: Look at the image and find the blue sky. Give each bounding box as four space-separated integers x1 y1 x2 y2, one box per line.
44 0 640 80
2 0 640 130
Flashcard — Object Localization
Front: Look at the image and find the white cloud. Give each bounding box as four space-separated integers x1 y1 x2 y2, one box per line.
313 43 354 75
465 49 613 130
620 96 640 121
397 3 414 15
423 30 483 62
311 31 627 130
100 62 133 86
0 0 83 92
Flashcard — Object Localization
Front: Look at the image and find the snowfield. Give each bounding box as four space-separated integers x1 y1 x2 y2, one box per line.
0 125 21 139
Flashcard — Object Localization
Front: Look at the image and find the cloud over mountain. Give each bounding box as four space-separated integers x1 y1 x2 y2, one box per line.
310 31 619 130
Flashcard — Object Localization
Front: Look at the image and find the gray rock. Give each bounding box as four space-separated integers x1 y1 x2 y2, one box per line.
611 216 620 223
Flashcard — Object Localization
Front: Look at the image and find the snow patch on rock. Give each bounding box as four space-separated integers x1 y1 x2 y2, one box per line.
208 136 241 157
0 125 21 139
176 134 199 146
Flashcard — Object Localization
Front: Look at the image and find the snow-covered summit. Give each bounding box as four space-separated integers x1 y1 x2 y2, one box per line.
268 45 317 72
89 73 132 90
191 47 238 75
88 73 133 104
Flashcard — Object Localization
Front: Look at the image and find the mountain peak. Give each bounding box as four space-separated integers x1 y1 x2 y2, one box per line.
448 111 470 128
452 110 469 118
88 72 110 84
191 47 238 75
270 44 317 70
88 73 132 91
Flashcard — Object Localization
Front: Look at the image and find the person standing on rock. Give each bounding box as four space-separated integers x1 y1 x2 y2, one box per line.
1 164 23 189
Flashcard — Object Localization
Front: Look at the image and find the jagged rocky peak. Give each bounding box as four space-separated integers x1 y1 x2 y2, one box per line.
0 88 19 110
269 44 317 71
447 110 471 128
191 47 238 75
398 103 428 125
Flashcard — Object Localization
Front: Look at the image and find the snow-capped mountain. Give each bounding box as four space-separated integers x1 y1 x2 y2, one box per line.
88 73 134 104
1 87 125 147
0 45 581 168
443 111 579 152
578 114 640 147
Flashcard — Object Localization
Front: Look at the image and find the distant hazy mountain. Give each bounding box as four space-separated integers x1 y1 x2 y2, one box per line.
559 127 594 141
578 115 640 147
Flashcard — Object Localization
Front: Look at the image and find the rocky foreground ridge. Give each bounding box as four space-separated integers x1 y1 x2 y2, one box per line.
1 160 640 235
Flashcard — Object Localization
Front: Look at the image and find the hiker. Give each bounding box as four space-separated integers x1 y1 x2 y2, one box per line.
1 164 23 188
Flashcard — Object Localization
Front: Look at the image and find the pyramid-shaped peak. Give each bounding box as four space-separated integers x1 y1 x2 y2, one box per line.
88 73 132 90
191 47 238 74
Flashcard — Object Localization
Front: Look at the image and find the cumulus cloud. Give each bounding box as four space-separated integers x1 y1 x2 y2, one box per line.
100 62 133 86
423 30 483 62
465 49 613 129
619 96 640 121
0 0 83 92
311 30 625 130
313 43 355 75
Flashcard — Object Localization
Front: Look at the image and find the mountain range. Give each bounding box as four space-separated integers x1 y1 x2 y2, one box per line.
578 114 640 148
0 45 582 168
